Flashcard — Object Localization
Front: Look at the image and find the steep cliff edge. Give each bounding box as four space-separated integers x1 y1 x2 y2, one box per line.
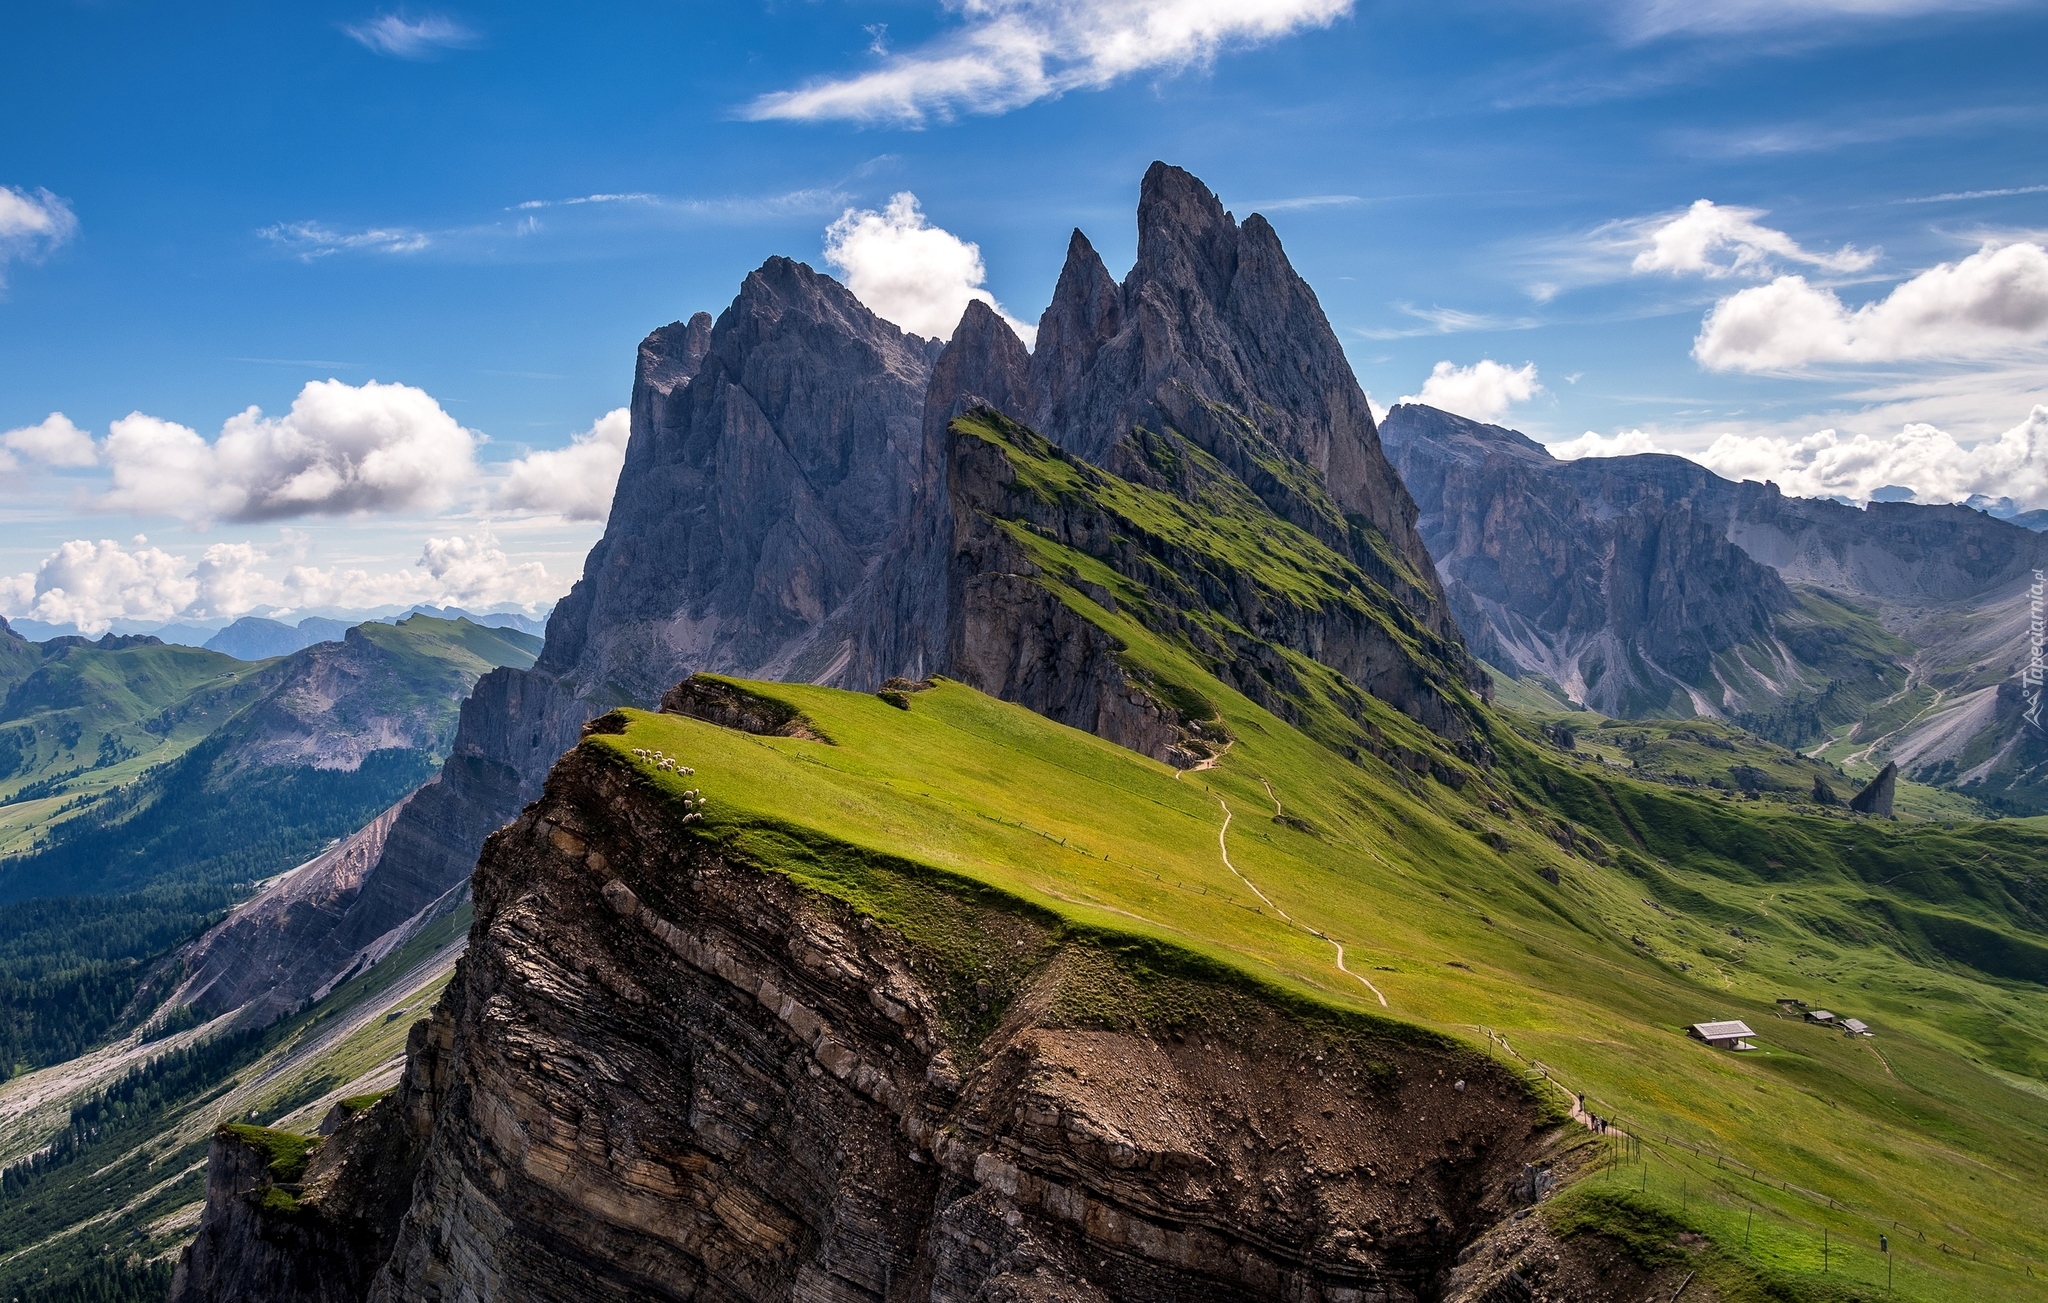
187 709 1560 1302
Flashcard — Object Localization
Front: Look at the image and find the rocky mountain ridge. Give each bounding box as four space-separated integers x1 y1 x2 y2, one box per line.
190 163 1477 1041
1379 402 2048 810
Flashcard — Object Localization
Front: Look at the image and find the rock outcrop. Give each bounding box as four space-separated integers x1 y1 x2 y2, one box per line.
1849 761 1898 817
185 737 1555 1302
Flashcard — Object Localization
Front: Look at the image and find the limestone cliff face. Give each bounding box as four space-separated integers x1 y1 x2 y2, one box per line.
201 736 1553 1302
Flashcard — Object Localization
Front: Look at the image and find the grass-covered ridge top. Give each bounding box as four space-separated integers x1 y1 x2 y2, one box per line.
949 409 1489 749
599 667 2048 1302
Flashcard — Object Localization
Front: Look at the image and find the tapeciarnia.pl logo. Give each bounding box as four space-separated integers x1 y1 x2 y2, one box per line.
2027 568 2046 731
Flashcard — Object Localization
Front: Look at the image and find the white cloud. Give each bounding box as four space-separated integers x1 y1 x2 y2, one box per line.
1698 404 2048 508
1631 200 1874 279
280 531 556 613
0 186 78 286
0 530 561 635
260 221 431 261
344 14 480 59
744 0 1352 125
822 193 1035 345
1620 0 2024 40
1548 429 1662 460
97 379 480 525
1399 360 1542 423
2 538 199 634
0 413 97 473
498 408 630 522
1693 240 2048 372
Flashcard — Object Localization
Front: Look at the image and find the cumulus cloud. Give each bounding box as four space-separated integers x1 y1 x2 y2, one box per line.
0 186 78 286
1698 405 2048 508
498 408 630 521
344 14 480 59
744 0 1352 125
96 379 479 525
1532 199 1871 295
0 413 97 473
1548 429 1662 460
1632 200 1874 279
1693 240 2048 372
0 538 197 633
823 194 1035 345
0 530 560 635
1399 360 1542 423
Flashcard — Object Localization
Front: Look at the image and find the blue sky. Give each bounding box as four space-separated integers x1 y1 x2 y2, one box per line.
3 0 2046 631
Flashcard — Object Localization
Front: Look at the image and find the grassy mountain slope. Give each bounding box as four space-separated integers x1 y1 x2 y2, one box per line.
0 617 538 1077
553 415 2048 1301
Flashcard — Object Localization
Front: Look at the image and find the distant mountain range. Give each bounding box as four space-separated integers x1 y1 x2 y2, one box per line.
5 604 550 651
1379 402 2048 813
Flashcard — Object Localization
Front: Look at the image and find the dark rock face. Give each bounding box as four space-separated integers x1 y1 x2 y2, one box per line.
250 745 1548 1303
1850 761 1898 817
170 1097 430 1303
177 268 941 1032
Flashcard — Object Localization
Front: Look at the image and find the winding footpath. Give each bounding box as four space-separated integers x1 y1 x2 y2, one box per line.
1211 794 1388 1008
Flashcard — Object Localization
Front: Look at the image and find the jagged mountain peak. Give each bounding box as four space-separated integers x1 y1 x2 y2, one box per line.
1023 162 1462 652
1133 161 1240 304
924 298 1032 446
636 312 713 396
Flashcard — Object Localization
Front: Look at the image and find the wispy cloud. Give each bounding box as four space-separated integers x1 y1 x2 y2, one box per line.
259 221 431 261
1895 183 2048 205
344 14 481 60
512 193 658 211
1242 194 1361 212
1616 0 2028 42
742 0 1354 126
0 185 79 288
1353 304 1540 339
1676 105 2037 158
261 188 850 264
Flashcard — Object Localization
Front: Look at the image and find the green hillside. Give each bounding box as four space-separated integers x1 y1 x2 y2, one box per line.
564 413 2048 1302
0 616 538 1075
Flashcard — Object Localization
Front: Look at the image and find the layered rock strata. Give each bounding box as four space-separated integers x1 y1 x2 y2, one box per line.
180 731 1557 1301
